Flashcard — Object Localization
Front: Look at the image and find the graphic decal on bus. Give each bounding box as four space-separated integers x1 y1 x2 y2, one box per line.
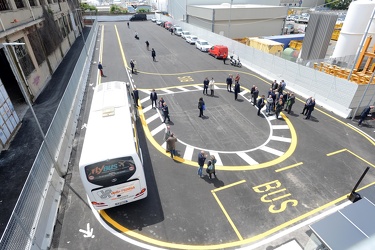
85 157 137 187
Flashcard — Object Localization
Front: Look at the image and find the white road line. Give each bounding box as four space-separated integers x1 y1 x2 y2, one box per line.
151 124 165 136
273 125 289 130
194 85 203 90
347 123 375 142
260 146 284 156
161 141 167 151
209 152 222 166
268 115 278 121
162 89 174 94
140 96 149 104
177 87 189 92
142 89 151 95
240 90 248 95
146 113 160 124
142 105 153 114
270 136 292 143
183 145 194 160
237 152 259 165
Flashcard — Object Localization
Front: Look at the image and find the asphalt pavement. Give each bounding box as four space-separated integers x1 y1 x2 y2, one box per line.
3 20 375 250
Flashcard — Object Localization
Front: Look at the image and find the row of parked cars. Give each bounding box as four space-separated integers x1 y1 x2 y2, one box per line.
151 19 228 58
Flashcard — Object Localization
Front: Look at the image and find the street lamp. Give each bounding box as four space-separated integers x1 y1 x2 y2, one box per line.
2 42 64 177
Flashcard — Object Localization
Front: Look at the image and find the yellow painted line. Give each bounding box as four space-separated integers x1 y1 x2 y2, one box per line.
346 149 375 168
275 162 303 172
212 180 246 193
326 148 347 156
100 181 375 249
137 84 298 171
114 24 129 70
97 25 104 85
212 192 244 241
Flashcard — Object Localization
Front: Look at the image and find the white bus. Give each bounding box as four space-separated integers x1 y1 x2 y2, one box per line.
79 81 147 210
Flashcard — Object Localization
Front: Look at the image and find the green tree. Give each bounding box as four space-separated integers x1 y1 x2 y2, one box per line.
325 0 351 10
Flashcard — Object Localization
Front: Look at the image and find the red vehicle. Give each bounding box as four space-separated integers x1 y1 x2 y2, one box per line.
164 22 172 30
209 45 228 59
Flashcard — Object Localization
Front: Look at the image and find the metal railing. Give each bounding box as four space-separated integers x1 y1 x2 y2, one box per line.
0 20 98 250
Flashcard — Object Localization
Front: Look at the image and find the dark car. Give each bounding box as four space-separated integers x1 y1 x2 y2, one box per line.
130 14 147 21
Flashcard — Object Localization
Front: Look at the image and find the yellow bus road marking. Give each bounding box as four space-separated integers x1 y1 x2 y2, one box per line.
275 162 303 172
327 148 375 168
212 180 246 193
212 192 244 241
99 181 375 249
326 148 347 156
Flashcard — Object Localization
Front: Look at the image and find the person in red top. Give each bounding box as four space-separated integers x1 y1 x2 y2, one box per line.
235 74 240 83
223 52 227 64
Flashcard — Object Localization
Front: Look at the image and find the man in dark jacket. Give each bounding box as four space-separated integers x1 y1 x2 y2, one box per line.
257 95 265 116
358 105 374 126
162 103 170 123
304 98 316 120
197 151 207 177
132 87 139 107
203 77 209 95
150 89 158 109
234 81 240 101
226 74 233 92
252 87 259 106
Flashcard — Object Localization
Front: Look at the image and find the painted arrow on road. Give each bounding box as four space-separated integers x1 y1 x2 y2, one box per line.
79 223 95 238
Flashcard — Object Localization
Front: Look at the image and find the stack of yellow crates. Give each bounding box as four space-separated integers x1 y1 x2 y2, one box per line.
331 23 343 41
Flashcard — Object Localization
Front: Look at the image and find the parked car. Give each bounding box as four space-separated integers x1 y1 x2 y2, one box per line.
159 21 167 27
156 20 162 25
209 45 228 59
181 31 191 39
195 39 211 52
130 14 147 21
164 21 172 30
174 27 183 36
186 35 198 44
151 17 157 22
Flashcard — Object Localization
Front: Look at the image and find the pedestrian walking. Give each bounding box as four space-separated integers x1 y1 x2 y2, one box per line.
145 40 149 50
358 105 374 126
203 77 209 95
158 97 165 109
135 31 139 40
235 74 240 84
223 52 227 64
206 155 217 179
132 87 139 107
164 125 171 152
170 27 173 35
127 22 129 28
252 87 259 106
266 95 273 115
250 85 256 99
301 97 312 115
275 98 284 119
166 133 177 159
198 97 205 117
197 151 207 177
150 89 158 109
209 77 215 96
98 62 104 77
151 48 156 61
285 92 295 114
257 95 265 116
130 59 135 74
162 102 171 123
304 98 315 120
133 60 137 73
234 81 240 101
226 74 233 92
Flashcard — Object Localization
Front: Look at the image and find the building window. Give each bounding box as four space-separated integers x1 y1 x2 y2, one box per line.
14 0 25 9
14 38 35 76
28 0 36 6
0 0 10 11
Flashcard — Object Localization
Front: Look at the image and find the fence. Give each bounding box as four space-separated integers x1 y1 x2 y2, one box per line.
157 14 375 118
0 21 98 250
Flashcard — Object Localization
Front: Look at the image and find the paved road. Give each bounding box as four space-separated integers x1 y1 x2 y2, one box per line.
52 21 375 250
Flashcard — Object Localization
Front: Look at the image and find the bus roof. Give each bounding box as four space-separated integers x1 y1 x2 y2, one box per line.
79 81 137 167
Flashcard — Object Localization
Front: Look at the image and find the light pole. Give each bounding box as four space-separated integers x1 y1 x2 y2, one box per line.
228 0 233 38
2 43 64 177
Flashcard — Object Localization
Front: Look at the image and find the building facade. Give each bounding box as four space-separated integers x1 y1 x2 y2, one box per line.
0 0 81 149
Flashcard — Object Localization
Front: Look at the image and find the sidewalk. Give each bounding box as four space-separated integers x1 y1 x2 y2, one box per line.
0 27 91 236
